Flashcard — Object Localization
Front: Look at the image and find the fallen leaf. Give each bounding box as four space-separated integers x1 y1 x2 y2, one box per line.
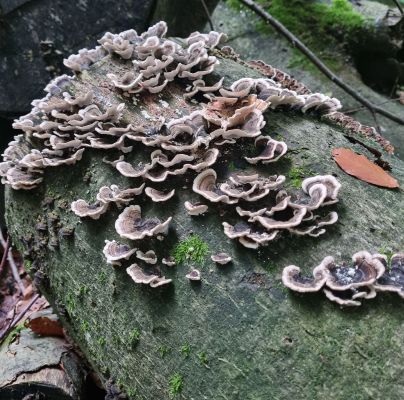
26 310 64 337
332 148 399 188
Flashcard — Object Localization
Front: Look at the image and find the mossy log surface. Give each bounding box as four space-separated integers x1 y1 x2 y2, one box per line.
5 54 404 399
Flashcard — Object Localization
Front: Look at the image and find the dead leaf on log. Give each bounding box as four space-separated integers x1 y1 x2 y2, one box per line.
332 148 399 189
26 309 64 337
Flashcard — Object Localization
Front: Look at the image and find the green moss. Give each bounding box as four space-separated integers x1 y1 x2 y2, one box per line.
158 344 171 358
98 336 106 347
378 246 394 264
66 291 76 316
287 165 312 188
98 270 107 285
228 0 368 72
3 324 25 346
180 343 191 358
168 372 183 399
24 260 32 273
172 235 209 265
197 351 209 366
80 320 90 332
128 328 141 346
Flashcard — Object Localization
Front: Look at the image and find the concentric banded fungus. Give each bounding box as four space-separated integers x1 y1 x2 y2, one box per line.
103 240 136 266
244 137 288 164
115 205 172 240
374 254 404 297
186 269 201 281
145 187 175 202
126 264 172 288
211 253 232 265
97 184 145 205
184 201 208 216
282 251 387 306
162 256 176 266
282 258 331 292
71 200 108 220
4 20 349 291
136 250 158 265
326 251 384 291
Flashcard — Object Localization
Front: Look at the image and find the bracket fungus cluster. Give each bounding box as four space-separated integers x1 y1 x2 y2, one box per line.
1 21 354 289
282 252 404 306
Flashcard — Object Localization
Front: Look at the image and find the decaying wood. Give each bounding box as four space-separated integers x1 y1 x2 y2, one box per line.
4 52 404 400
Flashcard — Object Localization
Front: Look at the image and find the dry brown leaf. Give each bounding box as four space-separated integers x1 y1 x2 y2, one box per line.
26 310 64 337
332 147 399 188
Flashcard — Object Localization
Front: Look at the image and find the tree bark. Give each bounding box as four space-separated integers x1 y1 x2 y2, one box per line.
4 53 404 399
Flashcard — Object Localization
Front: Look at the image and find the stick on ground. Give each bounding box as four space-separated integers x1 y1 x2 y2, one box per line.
238 0 404 126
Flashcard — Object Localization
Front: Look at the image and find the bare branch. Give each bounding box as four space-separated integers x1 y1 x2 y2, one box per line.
238 0 404 126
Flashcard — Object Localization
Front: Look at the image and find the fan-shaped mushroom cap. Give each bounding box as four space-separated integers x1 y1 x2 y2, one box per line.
126 263 171 288
244 137 288 165
71 199 108 220
193 169 238 204
184 201 208 216
162 256 176 266
302 175 341 205
323 288 362 307
282 258 331 292
115 205 172 240
211 253 232 265
222 222 279 249
326 251 385 291
374 253 404 298
186 269 201 281
251 207 308 230
145 187 175 202
103 240 136 266
136 250 158 264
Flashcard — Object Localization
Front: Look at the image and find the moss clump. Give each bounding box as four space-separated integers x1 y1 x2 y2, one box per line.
197 351 209 366
180 343 191 358
158 345 171 358
3 324 25 346
287 165 312 189
24 260 32 273
172 235 209 265
128 328 141 346
168 373 183 399
228 0 368 72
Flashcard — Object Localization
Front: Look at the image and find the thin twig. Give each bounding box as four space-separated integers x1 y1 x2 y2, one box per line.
0 293 40 344
343 97 402 114
200 0 214 31
0 236 10 275
238 0 404 126
393 0 404 15
8 247 25 294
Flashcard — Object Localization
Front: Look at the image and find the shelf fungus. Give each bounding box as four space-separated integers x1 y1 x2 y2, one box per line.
136 250 158 265
71 200 108 220
281 251 396 306
3 20 368 288
126 264 172 288
162 256 176 267
115 205 172 240
186 269 201 281
374 253 404 298
103 240 137 266
184 201 208 216
145 187 175 202
211 253 232 265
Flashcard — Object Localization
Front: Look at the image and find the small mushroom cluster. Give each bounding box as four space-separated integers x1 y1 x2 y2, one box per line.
282 251 404 306
197 172 340 249
65 21 227 96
